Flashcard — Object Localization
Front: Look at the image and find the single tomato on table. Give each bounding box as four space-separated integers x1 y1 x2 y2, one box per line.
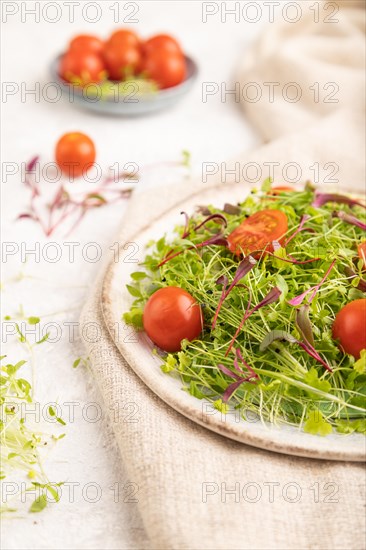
69 34 104 55
227 209 288 256
60 50 106 84
55 132 96 179
143 287 203 352
332 299 366 358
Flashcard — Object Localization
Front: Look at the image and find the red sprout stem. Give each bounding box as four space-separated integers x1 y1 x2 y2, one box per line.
284 215 315 246
288 259 336 306
218 349 259 402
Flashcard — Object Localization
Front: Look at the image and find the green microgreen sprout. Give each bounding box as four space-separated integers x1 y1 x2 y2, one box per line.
0 356 66 514
1 309 65 514
72 356 90 370
5 310 49 400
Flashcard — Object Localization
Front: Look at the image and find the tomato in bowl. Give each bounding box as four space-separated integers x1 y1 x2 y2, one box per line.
53 28 197 115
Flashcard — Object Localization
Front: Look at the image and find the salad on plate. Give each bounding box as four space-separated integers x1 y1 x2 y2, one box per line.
124 181 366 436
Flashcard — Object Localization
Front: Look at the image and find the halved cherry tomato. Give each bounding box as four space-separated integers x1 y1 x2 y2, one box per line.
270 186 295 195
143 287 203 352
103 39 142 80
108 29 140 48
142 50 186 89
227 209 288 256
358 241 366 268
55 132 96 179
332 299 366 358
69 34 104 55
143 34 182 56
60 50 106 84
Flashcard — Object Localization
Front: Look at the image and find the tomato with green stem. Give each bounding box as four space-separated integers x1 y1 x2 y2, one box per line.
332 299 366 358
60 50 106 84
103 39 142 80
55 132 96 179
143 287 203 352
227 209 288 256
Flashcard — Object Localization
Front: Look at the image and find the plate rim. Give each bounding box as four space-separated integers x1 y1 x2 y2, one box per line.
101 182 366 462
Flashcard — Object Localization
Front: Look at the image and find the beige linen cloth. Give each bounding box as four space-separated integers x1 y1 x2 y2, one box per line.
81 3 366 549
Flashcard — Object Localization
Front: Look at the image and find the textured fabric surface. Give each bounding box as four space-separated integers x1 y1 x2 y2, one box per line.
237 0 365 142
80 3 366 549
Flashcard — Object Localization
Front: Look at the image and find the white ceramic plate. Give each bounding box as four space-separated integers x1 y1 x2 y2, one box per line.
101 184 365 461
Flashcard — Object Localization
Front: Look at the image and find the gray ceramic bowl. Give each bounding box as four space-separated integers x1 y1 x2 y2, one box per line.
50 54 198 116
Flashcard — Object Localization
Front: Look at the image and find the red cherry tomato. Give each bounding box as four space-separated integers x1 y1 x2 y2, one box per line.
227 209 288 256
69 34 104 55
358 241 366 268
60 50 106 84
143 34 182 56
103 39 142 80
55 132 96 179
142 50 186 89
143 287 203 352
108 29 140 48
270 186 295 195
332 299 366 358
